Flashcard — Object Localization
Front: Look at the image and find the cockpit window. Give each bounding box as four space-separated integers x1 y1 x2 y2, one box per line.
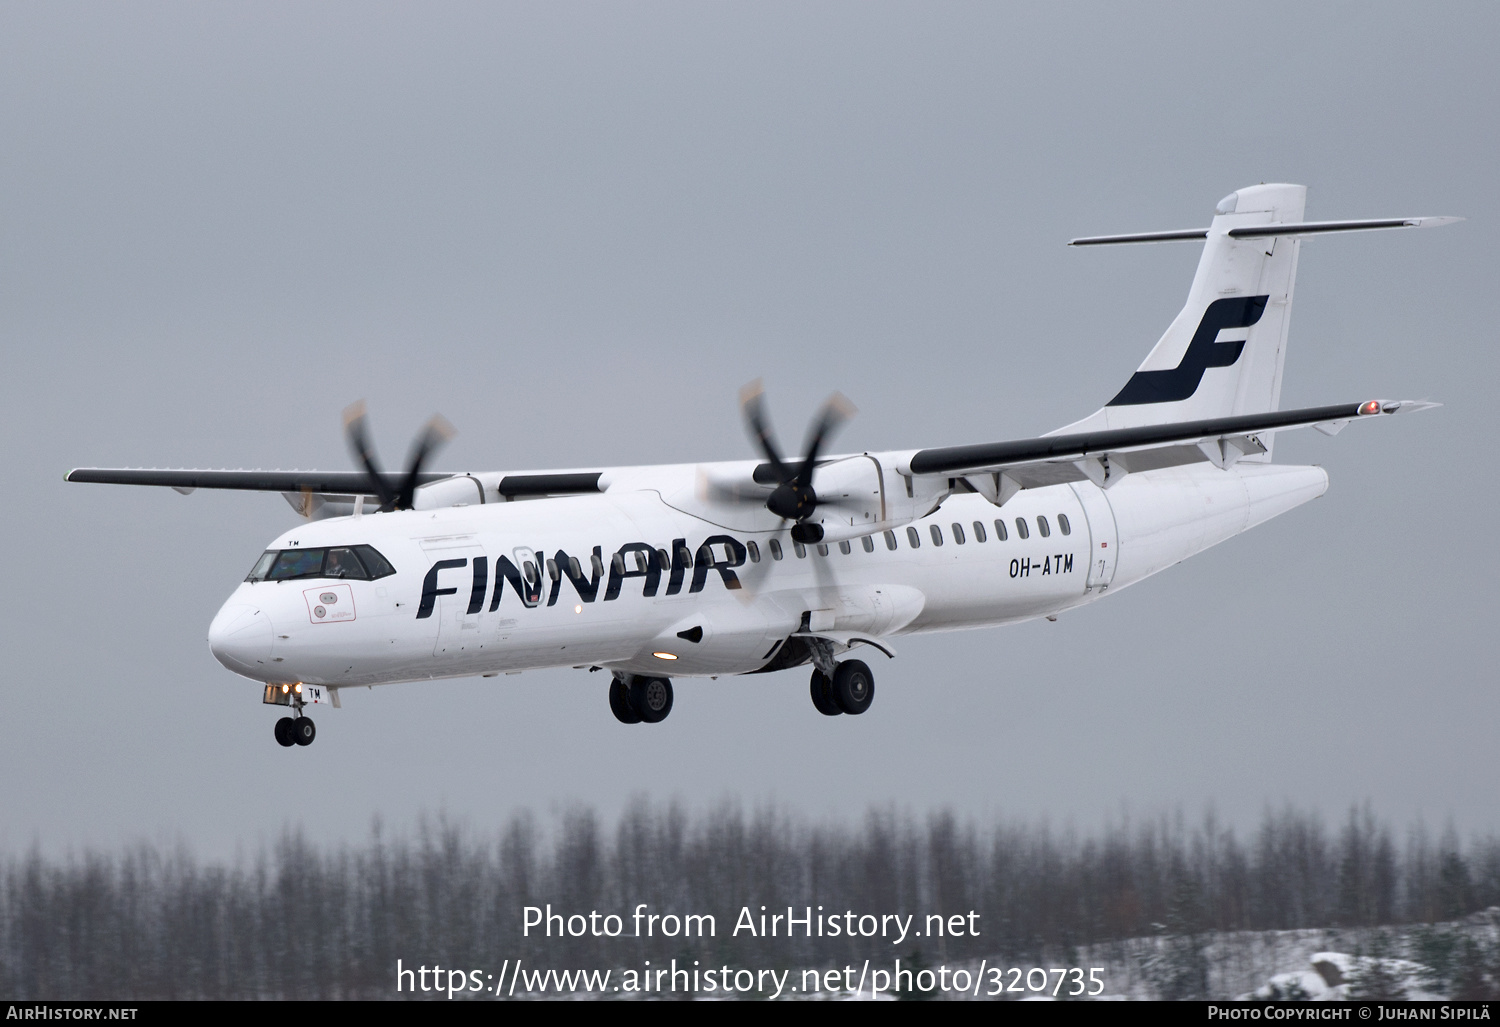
247 551 277 581
354 545 396 579
268 549 326 580
324 548 368 579
246 545 397 582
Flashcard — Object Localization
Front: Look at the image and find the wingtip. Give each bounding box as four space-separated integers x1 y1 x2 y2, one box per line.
1376 399 1442 414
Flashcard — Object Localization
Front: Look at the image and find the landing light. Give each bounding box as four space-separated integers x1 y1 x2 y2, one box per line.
652 652 678 661
281 683 290 694
294 683 303 694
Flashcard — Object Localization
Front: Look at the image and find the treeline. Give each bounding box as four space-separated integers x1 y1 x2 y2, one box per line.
2 802 1498 999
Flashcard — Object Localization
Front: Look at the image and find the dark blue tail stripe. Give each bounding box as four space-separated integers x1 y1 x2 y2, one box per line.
1107 295 1268 406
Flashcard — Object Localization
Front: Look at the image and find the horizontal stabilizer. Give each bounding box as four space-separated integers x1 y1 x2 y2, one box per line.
1070 216 1461 246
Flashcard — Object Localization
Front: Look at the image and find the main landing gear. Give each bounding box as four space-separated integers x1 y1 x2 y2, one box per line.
809 659 874 717
609 675 674 724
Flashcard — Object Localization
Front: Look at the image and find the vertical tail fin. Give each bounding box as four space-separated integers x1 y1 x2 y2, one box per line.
1056 183 1307 457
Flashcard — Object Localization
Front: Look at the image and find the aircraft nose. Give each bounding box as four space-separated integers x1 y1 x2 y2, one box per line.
208 604 273 677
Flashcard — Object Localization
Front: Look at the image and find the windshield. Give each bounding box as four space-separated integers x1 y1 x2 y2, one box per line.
245 544 397 582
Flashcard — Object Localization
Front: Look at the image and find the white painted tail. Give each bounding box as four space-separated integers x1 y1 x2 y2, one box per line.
1056 183 1308 458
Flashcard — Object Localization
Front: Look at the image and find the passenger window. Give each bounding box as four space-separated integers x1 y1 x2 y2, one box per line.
1058 513 1071 536
747 540 761 563
353 545 396 579
633 550 650 572
884 530 898 551
525 560 540 584
1038 516 1051 538
593 553 606 577
952 522 966 545
838 540 851 555
816 543 829 557
656 548 670 571
1015 517 1029 540
769 539 783 561
861 535 875 553
568 556 582 578
696 546 714 567
546 558 560 580
994 518 1008 541
677 545 694 568
794 542 807 558
930 525 944 546
906 526 921 549
268 548 325 581
973 521 987 543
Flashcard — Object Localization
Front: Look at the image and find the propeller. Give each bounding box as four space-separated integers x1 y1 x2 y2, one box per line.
342 400 456 512
737 380 856 543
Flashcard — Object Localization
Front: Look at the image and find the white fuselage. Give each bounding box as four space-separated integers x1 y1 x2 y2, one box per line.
207 460 1328 691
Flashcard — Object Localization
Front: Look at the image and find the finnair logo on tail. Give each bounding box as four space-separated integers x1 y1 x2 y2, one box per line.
1108 295 1269 406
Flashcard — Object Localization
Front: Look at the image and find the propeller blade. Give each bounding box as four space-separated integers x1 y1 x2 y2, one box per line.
737 383 859 525
697 467 775 506
739 380 790 483
795 392 856 488
342 400 398 511
396 414 456 511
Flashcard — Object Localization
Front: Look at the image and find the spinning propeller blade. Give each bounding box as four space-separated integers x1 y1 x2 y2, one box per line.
737 381 856 541
342 401 455 512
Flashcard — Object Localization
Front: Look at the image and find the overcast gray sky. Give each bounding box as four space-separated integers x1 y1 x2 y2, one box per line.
2 2 1495 858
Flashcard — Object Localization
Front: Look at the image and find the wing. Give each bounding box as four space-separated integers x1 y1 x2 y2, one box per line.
905 399 1436 493
64 467 607 518
62 468 447 495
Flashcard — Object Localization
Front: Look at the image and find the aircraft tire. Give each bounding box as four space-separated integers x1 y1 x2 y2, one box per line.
293 716 317 746
831 660 874 715
809 670 843 716
630 677 673 724
274 717 296 747
609 679 642 724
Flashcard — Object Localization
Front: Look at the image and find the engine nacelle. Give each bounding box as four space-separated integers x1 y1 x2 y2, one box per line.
798 455 950 544
412 475 488 510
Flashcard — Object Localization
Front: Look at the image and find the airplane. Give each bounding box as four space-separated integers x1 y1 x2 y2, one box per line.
67 184 1458 747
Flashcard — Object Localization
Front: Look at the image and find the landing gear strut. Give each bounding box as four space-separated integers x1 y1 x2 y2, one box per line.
609 675 673 724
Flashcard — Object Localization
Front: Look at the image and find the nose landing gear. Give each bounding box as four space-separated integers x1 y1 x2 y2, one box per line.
264 683 319 747
609 674 674 724
274 713 316 747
